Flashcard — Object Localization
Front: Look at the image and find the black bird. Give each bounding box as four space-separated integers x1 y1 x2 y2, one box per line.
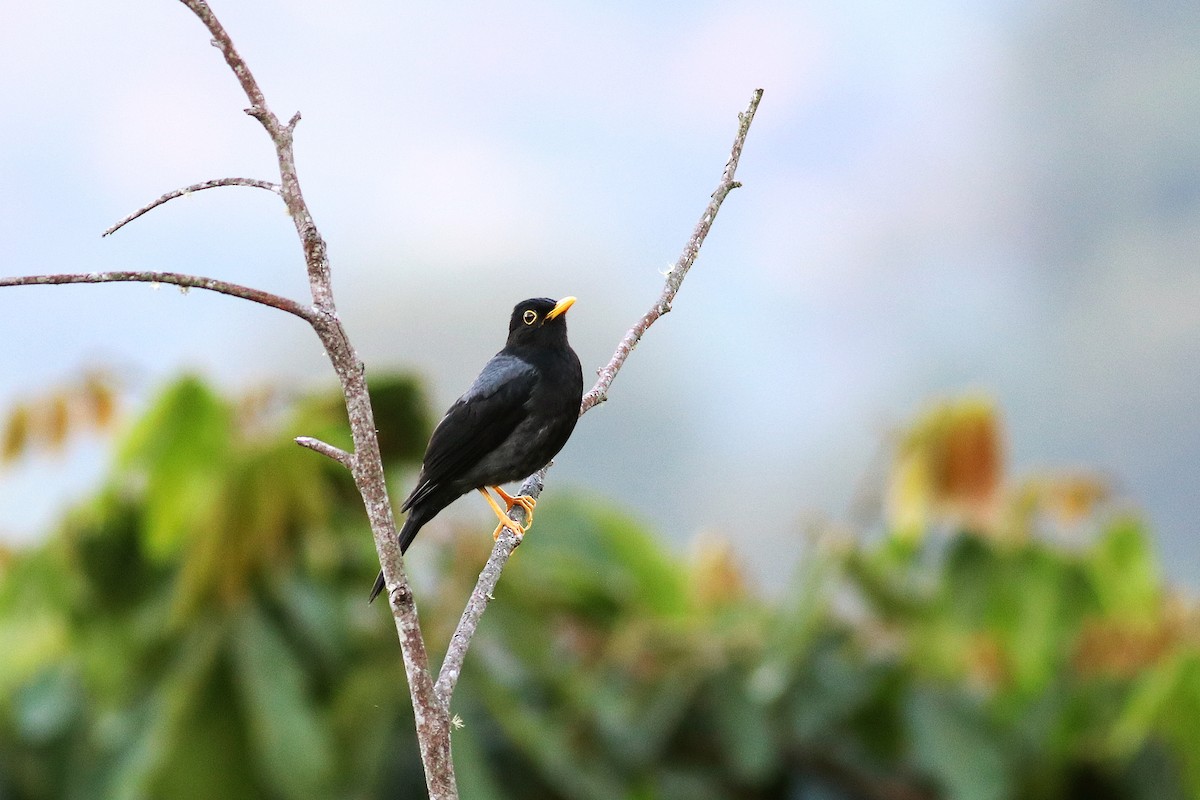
369 296 584 602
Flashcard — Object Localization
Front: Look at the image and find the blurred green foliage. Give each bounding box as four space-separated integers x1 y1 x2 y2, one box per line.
0 378 1197 799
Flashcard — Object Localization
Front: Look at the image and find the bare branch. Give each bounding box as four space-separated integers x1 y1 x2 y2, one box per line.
434 88 765 706
0 270 316 322
182 0 270 120
4 4 453 795
12 3 759 793
103 178 281 237
294 435 354 468
582 88 764 412
176 2 452 794
433 466 545 706
179 0 333 306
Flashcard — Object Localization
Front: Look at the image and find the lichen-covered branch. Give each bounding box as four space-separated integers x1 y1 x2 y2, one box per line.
178 0 333 305
294 435 354 467
0 270 315 322
1 4 453 793
103 177 281 237
434 88 764 707
173 1 454 795
6 7 427 728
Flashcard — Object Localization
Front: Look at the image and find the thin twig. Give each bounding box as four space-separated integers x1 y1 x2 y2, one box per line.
582 88 763 412
103 178 281 237
185 0 269 117
294 436 354 468
0 271 315 323
433 88 764 707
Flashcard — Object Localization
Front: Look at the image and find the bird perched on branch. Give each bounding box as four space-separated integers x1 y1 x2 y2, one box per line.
370 296 584 603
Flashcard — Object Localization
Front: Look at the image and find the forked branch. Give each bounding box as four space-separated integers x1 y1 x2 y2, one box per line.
0 2 764 796
179 0 333 303
173 2 452 794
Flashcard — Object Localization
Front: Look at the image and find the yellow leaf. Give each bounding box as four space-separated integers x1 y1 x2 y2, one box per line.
44 394 70 450
2 404 31 463
888 396 1004 537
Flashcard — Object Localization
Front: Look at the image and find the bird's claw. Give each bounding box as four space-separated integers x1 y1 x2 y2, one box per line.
492 517 526 542
492 486 537 528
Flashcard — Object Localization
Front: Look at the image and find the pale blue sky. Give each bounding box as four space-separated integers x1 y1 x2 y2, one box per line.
2 0 1198 586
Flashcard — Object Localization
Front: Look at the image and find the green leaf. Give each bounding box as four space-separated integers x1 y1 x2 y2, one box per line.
472 668 630 800
450 719 505 800
0 549 71 696
509 494 688 618
13 665 82 743
709 670 778 783
905 688 1010 800
231 607 333 800
785 634 876 741
1158 654 1200 799
117 377 232 560
105 621 226 800
1088 518 1161 621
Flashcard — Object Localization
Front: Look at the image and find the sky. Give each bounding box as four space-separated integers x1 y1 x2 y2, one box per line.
2 0 1198 587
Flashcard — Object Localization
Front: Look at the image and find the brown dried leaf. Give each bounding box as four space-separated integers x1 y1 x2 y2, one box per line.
689 532 746 608
889 397 1005 535
45 393 71 451
2 404 31 463
83 372 117 430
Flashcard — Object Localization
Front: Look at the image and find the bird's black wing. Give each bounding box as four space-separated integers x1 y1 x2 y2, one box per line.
402 353 537 511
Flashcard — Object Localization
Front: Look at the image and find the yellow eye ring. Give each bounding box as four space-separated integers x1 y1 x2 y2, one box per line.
523 310 537 325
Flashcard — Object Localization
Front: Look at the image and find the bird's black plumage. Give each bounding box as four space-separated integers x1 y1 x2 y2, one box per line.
369 296 583 602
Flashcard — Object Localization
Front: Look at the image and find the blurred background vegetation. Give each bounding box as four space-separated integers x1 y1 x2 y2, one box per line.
1 372 1197 800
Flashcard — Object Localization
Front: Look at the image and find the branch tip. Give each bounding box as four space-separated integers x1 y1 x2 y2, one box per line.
0 271 316 323
103 177 283 237
294 436 354 468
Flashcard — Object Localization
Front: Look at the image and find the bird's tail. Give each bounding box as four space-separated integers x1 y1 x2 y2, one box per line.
368 572 386 604
367 511 423 604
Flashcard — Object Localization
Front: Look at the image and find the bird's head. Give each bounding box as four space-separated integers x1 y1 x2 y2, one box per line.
506 296 576 348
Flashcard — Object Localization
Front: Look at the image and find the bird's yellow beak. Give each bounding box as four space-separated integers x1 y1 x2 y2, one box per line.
546 296 576 320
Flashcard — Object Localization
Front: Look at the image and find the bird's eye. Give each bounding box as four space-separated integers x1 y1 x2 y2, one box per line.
523 310 537 325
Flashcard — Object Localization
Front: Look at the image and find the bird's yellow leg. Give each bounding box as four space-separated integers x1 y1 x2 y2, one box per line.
491 485 537 528
478 488 525 541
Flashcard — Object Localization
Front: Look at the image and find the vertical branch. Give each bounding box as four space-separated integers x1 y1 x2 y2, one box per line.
310 319 456 796
175 1 455 795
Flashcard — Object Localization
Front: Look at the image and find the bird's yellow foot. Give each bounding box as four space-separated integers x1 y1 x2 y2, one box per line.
478 488 529 542
491 485 537 527
491 519 524 541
